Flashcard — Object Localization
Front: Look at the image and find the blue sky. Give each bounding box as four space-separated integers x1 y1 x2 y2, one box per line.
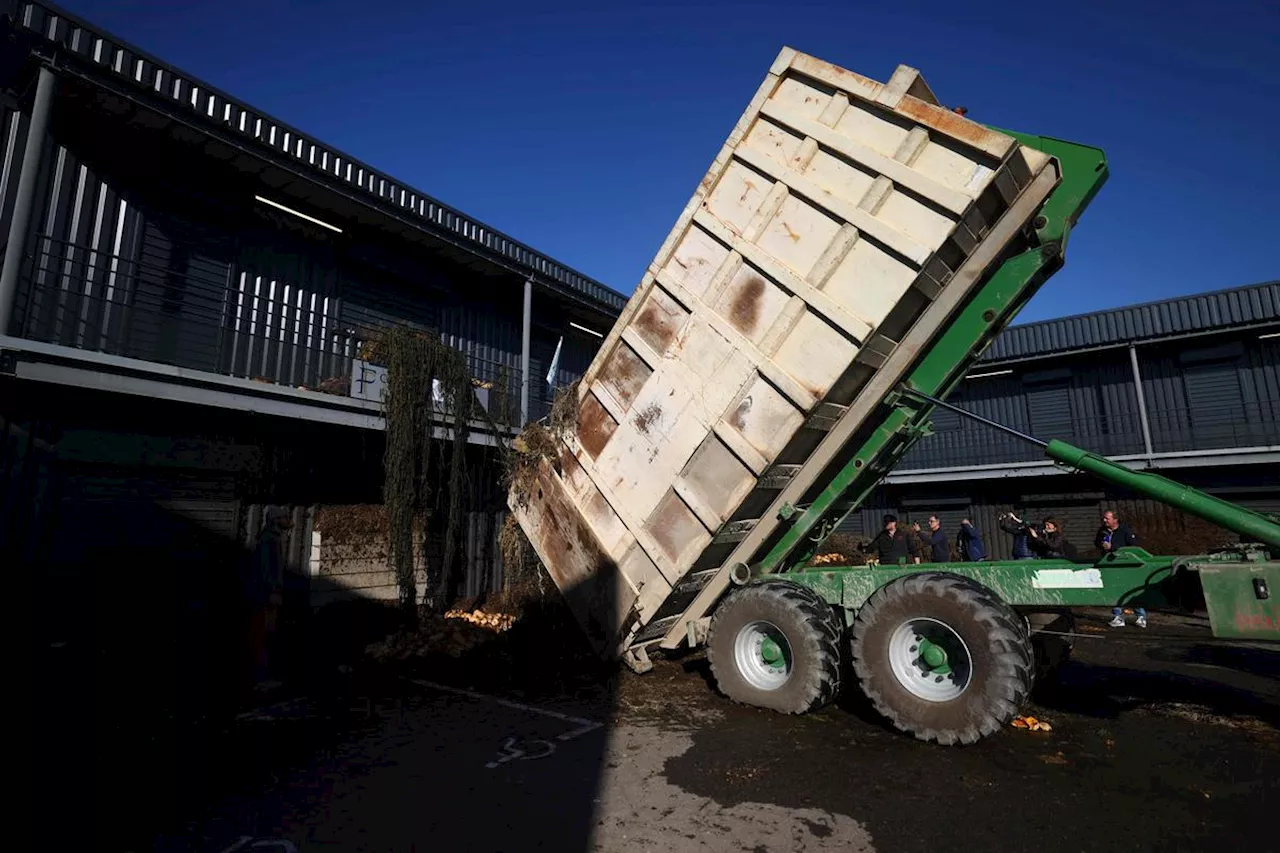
63 0 1278 323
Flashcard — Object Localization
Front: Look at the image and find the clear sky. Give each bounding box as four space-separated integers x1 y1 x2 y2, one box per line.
62 0 1278 322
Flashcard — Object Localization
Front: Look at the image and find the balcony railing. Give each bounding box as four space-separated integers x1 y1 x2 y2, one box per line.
13 235 575 427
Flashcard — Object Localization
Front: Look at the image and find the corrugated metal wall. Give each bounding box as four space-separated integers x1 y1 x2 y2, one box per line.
900 333 1277 470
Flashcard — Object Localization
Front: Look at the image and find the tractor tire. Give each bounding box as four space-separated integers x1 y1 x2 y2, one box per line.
850 572 1034 745
707 581 843 715
1025 610 1076 684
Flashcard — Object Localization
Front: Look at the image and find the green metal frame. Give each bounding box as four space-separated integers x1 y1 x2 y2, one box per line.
725 131 1280 643
788 549 1179 611
749 133 1110 577
782 546 1279 641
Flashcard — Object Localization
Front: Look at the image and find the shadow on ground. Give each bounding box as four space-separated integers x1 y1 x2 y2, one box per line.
26 498 621 852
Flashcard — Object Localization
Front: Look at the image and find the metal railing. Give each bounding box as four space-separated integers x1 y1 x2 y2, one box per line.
899 400 1280 470
13 235 579 427
16 235 357 388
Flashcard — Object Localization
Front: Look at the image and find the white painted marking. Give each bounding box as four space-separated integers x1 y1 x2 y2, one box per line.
235 697 307 722
484 735 558 768
218 835 299 852
405 677 603 769
1032 568 1105 589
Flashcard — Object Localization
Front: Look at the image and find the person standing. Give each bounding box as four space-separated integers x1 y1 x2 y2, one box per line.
998 512 1033 559
874 515 917 565
956 519 986 561
244 506 291 693
924 515 950 563
1027 517 1069 558
1095 510 1138 554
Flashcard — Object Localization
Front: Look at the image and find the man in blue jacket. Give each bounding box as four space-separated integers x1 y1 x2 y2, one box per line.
957 519 986 562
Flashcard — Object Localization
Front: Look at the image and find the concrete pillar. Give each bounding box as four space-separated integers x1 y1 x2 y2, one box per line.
520 277 532 425
0 65 57 337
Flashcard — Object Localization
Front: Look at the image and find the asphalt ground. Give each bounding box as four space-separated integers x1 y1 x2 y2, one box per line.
43 607 1278 852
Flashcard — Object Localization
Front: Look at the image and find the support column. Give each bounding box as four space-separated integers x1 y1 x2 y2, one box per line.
520 277 532 425
1129 344 1155 461
0 65 57 337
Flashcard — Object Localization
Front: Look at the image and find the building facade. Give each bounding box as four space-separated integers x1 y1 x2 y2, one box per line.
0 1 626 607
839 282 1280 559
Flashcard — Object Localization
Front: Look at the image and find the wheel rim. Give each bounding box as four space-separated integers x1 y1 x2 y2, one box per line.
888 617 972 702
733 620 793 690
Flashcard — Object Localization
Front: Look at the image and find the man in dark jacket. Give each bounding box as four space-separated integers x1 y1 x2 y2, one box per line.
1095 510 1138 554
924 515 950 563
874 515 916 565
956 519 986 561
998 512 1033 560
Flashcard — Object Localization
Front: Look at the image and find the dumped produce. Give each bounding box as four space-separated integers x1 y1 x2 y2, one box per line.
1011 715 1053 732
443 608 517 632
365 608 517 661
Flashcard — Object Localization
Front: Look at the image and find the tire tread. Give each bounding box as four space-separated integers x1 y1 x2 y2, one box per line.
851 572 1033 745
707 581 844 715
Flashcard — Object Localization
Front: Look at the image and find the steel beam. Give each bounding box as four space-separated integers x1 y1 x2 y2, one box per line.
0 66 57 336
1129 344 1156 460
884 446 1280 483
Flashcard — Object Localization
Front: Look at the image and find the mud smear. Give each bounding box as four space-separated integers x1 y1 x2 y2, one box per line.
662 634 1279 853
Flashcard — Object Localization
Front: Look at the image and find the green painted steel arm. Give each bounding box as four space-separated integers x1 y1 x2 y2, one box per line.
1046 439 1280 548
757 134 1109 575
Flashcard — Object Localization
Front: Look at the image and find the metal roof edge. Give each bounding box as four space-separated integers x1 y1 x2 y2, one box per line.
3 0 629 313
1008 280 1279 329
982 281 1279 362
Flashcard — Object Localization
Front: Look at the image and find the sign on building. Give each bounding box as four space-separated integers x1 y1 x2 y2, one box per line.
349 359 490 413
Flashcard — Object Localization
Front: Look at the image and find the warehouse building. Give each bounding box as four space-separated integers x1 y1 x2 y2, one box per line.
840 282 1280 558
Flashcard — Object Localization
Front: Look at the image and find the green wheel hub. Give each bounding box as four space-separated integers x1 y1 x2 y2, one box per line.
733 620 794 691
760 636 785 667
917 637 952 674
888 617 972 702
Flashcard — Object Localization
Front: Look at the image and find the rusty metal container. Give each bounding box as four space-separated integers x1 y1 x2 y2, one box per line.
511 48 1058 658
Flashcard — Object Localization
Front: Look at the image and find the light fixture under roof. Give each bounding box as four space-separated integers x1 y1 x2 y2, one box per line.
254 195 343 233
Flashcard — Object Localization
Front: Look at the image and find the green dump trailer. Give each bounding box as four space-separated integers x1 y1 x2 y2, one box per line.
511 49 1279 745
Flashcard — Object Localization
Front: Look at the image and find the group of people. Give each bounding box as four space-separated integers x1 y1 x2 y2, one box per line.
872 514 986 565
872 509 1137 565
